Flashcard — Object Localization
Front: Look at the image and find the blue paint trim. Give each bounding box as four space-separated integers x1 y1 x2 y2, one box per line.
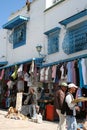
0 58 43 69
3 15 29 30
59 9 87 25
62 20 87 54
44 27 60 35
0 61 8 67
48 32 59 54
42 54 87 67
13 40 26 49
12 23 26 49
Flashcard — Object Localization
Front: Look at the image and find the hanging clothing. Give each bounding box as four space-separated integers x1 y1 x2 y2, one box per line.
29 60 34 74
40 68 45 82
0 69 5 80
11 65 18 80
55 64 62 83
82 87 87 113
76 88 82 107
27 76 32 87
23 64 28 73
7 80 15 89
17 79 24 92
72 61 76 84
67 61 73 83
60 63 67 82
34 64 37 81
81 58 87 85
78 59 84 88
4 68 11 80
45 67 52 82
17 64 23 77
52 65 57 81
18 64 23 72
74 60 80 86
24 72 29 82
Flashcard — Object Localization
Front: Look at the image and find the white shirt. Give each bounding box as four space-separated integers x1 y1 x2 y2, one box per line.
65 93 76 116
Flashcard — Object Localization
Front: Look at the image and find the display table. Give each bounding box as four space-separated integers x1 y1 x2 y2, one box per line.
38 99 53 103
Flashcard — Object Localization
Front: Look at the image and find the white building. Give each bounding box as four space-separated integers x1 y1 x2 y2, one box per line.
0 0 87 118
0 0 87 67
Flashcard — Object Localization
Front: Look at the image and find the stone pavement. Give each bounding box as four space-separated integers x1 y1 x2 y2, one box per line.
0 109 58 130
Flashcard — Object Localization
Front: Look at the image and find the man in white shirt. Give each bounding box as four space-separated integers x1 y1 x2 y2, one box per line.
65 83 80 130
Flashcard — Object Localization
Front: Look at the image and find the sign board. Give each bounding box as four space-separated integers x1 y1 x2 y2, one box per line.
16 92 23 111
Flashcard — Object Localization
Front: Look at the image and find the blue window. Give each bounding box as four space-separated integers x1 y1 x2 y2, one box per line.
48 30 59 54
62 21 87 54
13 23 26 49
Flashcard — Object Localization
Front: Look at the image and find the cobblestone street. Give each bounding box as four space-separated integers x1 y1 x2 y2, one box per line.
0 110 58 130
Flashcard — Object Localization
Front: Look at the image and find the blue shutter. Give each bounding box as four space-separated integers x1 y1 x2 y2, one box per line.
13 23 26 49
48 31 59 54
62 21 87 54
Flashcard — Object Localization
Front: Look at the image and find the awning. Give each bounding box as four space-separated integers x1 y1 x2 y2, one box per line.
42 53 87 67
59 9 87 26
0 57 43 69
0 61 8 67
44 27 60 35
3 15 29 30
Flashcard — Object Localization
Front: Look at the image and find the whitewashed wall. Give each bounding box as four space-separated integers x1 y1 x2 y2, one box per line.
0 29 7 62
44 0 87 64
2 0 46 65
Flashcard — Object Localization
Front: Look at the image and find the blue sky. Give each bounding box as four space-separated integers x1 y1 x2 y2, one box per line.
0 0 26 29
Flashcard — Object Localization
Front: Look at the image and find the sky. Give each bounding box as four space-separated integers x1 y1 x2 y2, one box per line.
0 0 26 29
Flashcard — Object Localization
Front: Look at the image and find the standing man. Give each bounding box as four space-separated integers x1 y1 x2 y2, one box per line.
65 83 80 130
54 82 67 130
23 87 37 118
28 87 37 119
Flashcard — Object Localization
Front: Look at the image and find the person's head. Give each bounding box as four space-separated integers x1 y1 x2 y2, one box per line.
60 82 67 92
68 83 78 93
53 82 59 90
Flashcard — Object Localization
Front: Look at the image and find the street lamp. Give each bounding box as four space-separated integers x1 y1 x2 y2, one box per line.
36 45 42 57
36 44 46 62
